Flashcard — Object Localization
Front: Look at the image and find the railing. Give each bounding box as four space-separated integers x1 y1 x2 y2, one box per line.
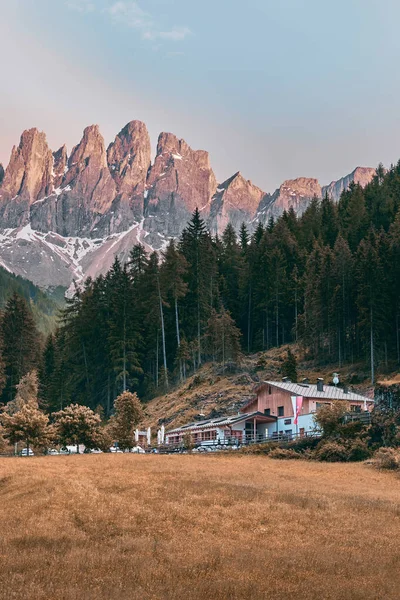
158 430 321 453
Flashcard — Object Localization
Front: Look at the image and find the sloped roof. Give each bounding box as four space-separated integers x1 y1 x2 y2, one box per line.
167 411 276 435
262 381 371 403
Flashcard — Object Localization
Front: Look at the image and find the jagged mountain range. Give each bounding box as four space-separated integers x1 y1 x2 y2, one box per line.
0 121 375 289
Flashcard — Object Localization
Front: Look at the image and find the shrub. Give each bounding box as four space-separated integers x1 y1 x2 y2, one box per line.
287 436 320 452
240 442 276 455
314 441 349 462
374 447 400 470
269 448 301 460
314 401 348 437
346 439 371 462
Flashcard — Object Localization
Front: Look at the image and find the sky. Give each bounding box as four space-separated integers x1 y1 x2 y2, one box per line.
1 0 400 191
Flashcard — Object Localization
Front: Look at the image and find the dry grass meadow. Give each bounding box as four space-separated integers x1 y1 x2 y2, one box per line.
1 454 400 600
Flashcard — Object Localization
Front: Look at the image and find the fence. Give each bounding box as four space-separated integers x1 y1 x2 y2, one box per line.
158 430 321 453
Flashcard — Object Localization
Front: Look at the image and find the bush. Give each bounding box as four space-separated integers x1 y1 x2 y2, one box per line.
314 441 350 462
374 447 400 470
269 448 302 460
287 436 320 452
346 439 371 462
240 442 276 455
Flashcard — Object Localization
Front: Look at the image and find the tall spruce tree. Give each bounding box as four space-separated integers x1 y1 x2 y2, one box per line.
0 293 40 404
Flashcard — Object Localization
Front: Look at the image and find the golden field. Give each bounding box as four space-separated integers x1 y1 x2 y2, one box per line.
0 454 399 600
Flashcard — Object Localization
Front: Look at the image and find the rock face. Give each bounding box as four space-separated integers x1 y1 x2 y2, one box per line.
53 145 68 189
63 124 116 215
322 167 376 202
0 119 377 289
144 133 217 243
105 121 151 231
107 120 151 203
31 125 117 237
261 178 322 221
0 129 54 228
208 172 267 234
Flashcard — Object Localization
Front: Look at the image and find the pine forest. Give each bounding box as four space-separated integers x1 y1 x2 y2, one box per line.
1 162 400 414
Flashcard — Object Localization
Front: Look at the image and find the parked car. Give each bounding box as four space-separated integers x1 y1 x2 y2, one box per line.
130 446 145 454
21 448 34 456
59 447 70 455
48 449 59 455
109 447 123 453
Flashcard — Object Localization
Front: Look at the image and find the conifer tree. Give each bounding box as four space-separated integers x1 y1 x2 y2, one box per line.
0 293 40 404
281 349 298 382
161 240 188 381
205 308 242 371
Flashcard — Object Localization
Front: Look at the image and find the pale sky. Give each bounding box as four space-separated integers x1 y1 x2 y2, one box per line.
1 0 400 191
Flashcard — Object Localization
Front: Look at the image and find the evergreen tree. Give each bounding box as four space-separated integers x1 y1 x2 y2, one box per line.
160 240 188 381
281 349 298 382
205 308 242 371
0 293 40 404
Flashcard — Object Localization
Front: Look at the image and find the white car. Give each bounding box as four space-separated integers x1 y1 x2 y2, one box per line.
109 447 123 453
21 448 34 456
48 449 59 455
130 446 145 454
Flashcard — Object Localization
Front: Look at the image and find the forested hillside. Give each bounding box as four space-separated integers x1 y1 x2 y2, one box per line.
2 161 400 413
0 267 61 335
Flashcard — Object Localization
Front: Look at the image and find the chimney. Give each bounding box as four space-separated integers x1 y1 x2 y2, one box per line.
302 378 309 385
282 376 291 383
317 378 324 392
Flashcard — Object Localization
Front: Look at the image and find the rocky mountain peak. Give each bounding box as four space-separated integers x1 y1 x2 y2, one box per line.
106 121 151 218
62 124 116 215
270 177 322 218
53 145 68 189
322 167 376 201
208 171 267 234
67 124 107 172
144 132 217 243
1 128 53 204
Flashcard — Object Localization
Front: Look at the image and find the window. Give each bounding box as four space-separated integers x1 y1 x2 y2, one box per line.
264 408 271 416
278 406 284 417
350 405 361 413
268 386 272 395
284 419 292 425
316 402 330 410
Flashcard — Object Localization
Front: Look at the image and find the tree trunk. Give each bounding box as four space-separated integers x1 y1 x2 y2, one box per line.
157 276 168 389
197 300 201 366
222 323 225 373
247 286 252 353
397 312 400 365
122 295 127 392
175 297 183 381
156 330 159 388
370 307 375 385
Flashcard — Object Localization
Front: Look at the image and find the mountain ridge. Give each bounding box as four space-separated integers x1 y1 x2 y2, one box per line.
0 121 376 288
